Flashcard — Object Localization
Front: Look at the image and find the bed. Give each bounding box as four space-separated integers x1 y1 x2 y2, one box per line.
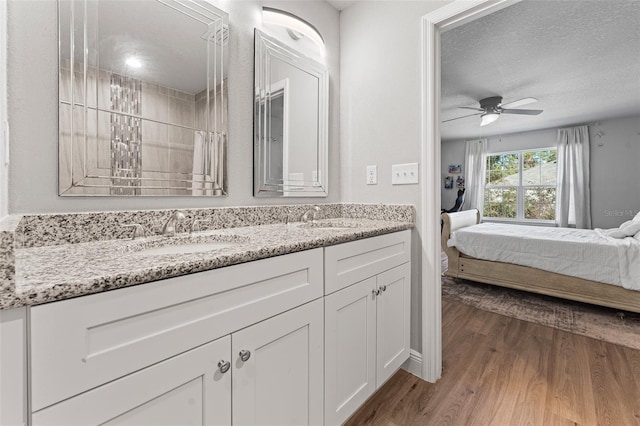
441 209 640 313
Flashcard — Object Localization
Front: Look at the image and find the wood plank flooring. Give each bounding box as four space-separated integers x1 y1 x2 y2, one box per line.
344 300 640 426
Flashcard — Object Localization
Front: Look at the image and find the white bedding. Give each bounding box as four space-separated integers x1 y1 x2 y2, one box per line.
448 222 640 290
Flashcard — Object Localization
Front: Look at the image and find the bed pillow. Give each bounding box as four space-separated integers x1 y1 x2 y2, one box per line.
604 221 640 238
625 221 640 236
619 220 635 229
605 228 629 238
634 211 640 222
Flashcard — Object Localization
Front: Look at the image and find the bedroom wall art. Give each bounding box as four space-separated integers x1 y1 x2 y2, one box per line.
444 176 454 189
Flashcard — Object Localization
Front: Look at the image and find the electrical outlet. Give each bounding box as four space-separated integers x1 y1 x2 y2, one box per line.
366 165 377 185
392 163 419 185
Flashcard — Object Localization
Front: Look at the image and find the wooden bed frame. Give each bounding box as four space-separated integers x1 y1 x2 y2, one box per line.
441 210 640 314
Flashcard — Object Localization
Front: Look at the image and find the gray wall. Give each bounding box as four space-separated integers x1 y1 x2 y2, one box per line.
440 140 465 210
441 115 640 228
6 0 340 214
340 0 449 354
590 116 640 228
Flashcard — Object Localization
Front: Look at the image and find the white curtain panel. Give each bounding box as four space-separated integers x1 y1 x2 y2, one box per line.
191 131 206 196
464 139 487 216
556 125 591 228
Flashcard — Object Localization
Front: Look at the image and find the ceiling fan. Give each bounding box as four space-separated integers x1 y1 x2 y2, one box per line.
443 96 543 126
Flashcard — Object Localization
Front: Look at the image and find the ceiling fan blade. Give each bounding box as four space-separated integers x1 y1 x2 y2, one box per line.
501 108 543 115
458 106 485 111
442 112 482 123
501 97 538 109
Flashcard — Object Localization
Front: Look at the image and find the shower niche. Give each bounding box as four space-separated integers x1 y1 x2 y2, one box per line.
58 0 229 196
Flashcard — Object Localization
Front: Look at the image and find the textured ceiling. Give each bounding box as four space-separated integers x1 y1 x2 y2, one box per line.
441 0 640 142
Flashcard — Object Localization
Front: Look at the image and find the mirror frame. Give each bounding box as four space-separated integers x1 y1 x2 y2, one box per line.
58 0 229 197
253 29 329 197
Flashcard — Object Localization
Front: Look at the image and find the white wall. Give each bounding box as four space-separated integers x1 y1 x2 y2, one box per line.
6 0 340 213
0 1 7 219
441 115 640 228
340 0 449 355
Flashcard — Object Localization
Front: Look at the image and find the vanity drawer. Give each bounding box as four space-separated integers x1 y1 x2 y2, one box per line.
30 248 323 412
324 230 411 294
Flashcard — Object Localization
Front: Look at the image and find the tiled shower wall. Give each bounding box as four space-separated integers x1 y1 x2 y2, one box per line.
140 81 197 195
59 59 215 196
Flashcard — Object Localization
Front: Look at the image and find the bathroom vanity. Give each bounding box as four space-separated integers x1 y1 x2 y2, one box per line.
0 205 413 426
30 249 326 425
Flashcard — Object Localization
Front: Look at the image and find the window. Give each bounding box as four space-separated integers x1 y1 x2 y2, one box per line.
484 149 557 221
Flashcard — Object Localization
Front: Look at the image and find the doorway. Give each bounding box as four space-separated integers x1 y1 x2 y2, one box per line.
419 0 519 382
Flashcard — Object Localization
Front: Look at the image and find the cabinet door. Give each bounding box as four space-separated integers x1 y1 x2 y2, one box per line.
32 336 231 426
232 299 324 426
376 263 411 386
324 277 377 426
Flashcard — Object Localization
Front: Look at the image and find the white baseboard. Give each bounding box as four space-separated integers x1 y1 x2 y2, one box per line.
401 349 423 378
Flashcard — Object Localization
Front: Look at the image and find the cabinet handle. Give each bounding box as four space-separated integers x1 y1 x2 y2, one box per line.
217 360 231 374
372 288 380 296
380 285 387 292
239 349 251 362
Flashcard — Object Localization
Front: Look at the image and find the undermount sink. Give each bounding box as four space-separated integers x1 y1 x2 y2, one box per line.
137 242 241 256
130 234 249 256
296 221 362 230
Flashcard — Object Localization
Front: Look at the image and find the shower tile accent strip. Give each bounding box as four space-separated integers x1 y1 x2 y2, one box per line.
0 203 414 310
110 74 142 195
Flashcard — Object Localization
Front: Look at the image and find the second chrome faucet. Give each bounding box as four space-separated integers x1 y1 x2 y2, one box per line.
161 211 187 237
301 205 322 223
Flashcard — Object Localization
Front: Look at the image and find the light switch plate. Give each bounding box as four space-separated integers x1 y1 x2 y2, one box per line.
366 165 377 185
392 163 419 185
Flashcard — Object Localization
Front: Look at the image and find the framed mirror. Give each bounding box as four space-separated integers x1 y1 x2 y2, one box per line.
253 29 329 197
58 0 229 196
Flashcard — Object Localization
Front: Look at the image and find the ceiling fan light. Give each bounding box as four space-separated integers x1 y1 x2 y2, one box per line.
480 112 500 126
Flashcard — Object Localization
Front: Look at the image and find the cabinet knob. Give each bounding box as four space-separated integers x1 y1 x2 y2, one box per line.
239 349 251 362
217 360 231 374
380 285 387 292
372 288 381 296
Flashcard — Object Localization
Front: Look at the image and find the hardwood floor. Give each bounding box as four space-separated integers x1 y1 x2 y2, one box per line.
344 300 640 426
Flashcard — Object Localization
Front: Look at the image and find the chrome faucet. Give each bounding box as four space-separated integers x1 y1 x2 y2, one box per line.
122 223 146 240
189 219 209 235
162 211 187 237
301 205 322 223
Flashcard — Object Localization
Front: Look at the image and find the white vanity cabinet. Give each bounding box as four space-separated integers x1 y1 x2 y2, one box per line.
323 231 411 426
8 230 411 426
29 248 324 426
32 299 325 426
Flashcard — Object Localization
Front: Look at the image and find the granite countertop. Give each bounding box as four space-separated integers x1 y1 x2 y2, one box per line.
6 218 412 310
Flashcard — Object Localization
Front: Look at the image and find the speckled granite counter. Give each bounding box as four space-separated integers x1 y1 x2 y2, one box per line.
1 204 414 310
